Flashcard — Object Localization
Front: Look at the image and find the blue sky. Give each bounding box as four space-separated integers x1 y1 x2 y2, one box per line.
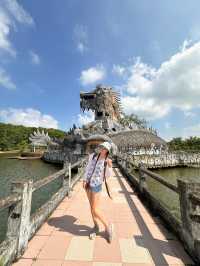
1 0 200 140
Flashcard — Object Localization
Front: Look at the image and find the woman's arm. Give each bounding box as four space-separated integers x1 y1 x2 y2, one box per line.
105 158 113 178
82 153 94 181
82 153 92 189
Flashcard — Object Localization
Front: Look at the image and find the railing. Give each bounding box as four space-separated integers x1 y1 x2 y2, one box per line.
117 152 200 169
0 157 87 266
116 154 200 263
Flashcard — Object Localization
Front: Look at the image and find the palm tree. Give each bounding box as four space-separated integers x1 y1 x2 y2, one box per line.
119 112 148 129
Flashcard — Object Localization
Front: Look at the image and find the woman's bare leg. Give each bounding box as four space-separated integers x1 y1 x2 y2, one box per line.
85 188 100 227
91 191 109 230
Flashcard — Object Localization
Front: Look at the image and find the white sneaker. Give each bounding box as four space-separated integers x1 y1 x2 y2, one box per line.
89 223 100 240
106 223 114 243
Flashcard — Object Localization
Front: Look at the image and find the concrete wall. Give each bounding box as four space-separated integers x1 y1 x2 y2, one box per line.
120 152 200 168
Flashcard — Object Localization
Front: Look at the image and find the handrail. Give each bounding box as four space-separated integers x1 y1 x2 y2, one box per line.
116 151 200 169
116 153 200 263
189 193 200 205
0 157 87 265
140 166 179 193
33 157 86 192
117 154 135 166
33 168 66 191
0 193 22 210
118 155 179 192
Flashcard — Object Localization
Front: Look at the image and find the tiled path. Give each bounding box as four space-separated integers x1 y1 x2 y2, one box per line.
13 168 195 266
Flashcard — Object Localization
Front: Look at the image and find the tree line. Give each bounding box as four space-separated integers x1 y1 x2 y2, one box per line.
167 136 200 152
1 121 200 152
0 122 65 151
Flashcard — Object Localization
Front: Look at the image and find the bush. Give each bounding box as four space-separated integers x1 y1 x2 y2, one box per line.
0 123 65 151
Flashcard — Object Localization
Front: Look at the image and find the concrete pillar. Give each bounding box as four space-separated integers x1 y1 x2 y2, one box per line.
178 179 200 258
138 163 147 193
7 179 33 258
67 163 72 197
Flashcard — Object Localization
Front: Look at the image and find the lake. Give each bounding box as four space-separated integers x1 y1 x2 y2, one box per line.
0 153 62 242
132 166 200 220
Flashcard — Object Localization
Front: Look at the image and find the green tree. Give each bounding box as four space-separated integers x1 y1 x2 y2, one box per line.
0 123 66 151
168 136 200 152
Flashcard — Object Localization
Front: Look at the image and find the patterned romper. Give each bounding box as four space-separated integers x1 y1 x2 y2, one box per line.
83 153 113 193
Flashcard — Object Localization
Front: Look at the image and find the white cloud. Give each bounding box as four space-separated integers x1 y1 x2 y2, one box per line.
0 108 58 128
4 0 34 25
121 96 170 120
119 41 200 120
77 42 85 53
77 110 94 126
184 110 196 118
126 57 156 95
0 0 34 56
29 50 40 65
112 64 126 77
0 67 16 89
80 65 106 86
0 9 16 56
73 25 88 54
180 39 192 52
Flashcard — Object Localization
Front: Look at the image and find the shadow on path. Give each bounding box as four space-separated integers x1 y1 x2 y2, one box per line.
47 214 107 239
114 168 194 266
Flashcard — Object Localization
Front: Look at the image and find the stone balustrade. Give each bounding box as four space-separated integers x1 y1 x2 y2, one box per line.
117 151 200 169
0 158 86 266
116 155 200 264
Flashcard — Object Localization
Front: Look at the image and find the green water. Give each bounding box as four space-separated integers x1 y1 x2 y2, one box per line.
132 166 200 221
0 153 62 242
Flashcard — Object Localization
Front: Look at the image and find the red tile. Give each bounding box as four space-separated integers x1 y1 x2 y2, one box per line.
51 218 92 237
38 235 71 260
62 261 92 266
114 222 142 238
49 210 64 218
56 201 71 211
36 223 55 236
166 240 194 265
12 259 33 266
163 253 188 265
122 263 154 266
23 236 49 258
32 259 62 266
139 237 187 266
93 236 122 262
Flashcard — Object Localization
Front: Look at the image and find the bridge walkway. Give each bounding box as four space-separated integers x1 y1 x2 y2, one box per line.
13 168 194 266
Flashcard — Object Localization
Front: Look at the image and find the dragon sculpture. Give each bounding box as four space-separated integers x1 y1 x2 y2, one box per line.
29 129 51 146
80 84 122 122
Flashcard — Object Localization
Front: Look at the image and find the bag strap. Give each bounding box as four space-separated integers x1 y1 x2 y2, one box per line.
103 160 107 182
103 153 109 182
87 153 100 183
103 156 112 199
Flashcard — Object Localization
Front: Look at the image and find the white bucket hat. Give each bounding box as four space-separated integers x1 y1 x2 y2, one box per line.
98 141 112 153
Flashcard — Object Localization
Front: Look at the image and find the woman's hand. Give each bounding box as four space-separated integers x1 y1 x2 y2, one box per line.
106 158 112 168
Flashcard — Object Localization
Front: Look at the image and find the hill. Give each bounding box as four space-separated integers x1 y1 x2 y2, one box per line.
0 122 66 151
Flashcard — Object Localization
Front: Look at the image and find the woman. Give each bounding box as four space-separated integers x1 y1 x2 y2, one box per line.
82 141 114 243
